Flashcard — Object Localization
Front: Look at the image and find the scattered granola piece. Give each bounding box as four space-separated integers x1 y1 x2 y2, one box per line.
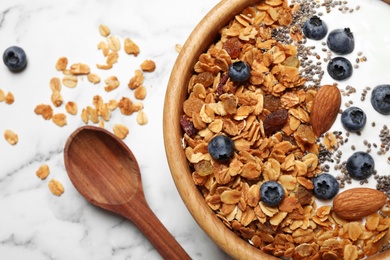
34 104 53 120
97 41 109 56
55 57 68 71
134 86 146 100
52 113 67 127
4 129 18 145
104 75 120 92
4 91 14 104
65 101 78 115
128 69 144 90
99 24 111 37
36 164 50 180
113 124 129 139
62 75 78 88
107 36 121 52
118 97 133 115
124 38 140 56
81 108 89 124
48 179 64 196
106 51 119 66
175 44 182 53
0 89 4 101
70 63 90 75
51 91 63 107
136 110 148 125
108 99 118 111
87 73 101 84
49 77 62 92
140 60 156 72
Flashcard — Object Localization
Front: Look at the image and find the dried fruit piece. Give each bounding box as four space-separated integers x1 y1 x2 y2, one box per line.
99 24 110 37
55 57 68 71
310 85 341 137
124 38 140 56
223 37 242 59
333 188 387 220
263 109 288 136
48 179 64 196
36 164 50 180
4 129 18 145
140 60 156 72
180 116 197 138
113 124 129 139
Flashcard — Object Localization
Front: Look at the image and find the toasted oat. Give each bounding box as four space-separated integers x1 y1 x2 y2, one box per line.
96 63 113 70
87 73 101 84
124 38 140 56
175 44 182 53
4 129 18 145
52 113 67 127
118 97 133 115
140 60 156 72
51 91 63 107
99 24 111 37
70 63 90 75
113 124 129 139
136 110 148 125
0 89 4 102
108 99 118 111
128 69 144 90
97 41 109 57
104 75 120 92
81 108 89 124
34 104 53 120
36 164 50 180
107 36 121 52
49 77 62 92
48 179 64 196
55 57 68 71
62 75 78 88
106 51 119 66
134 86 146 100
4 91 14 104
65 101 78 115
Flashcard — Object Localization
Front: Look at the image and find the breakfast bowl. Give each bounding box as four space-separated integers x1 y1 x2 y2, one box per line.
163 0 390 259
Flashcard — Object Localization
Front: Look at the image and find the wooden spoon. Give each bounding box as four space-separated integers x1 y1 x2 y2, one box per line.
63 125 190 260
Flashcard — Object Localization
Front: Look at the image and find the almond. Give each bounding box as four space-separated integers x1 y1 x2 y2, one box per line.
333 188 387 220
310 85 341 137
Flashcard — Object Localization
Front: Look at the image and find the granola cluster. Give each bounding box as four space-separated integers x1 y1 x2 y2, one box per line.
181 0 390 259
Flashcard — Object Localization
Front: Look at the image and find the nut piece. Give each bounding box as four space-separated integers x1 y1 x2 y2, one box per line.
52 113 67 127
36 164 50 180
333 188 387 220
65 101 78 115
113 124 129 139
48 179 64 196
4 129 18 145
99 24 111 37
310 85 341 137
55 57 68 71
124 38 140 56
140 60 156 72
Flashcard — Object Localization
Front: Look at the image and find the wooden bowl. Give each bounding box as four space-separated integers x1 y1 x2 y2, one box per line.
163 0 390 259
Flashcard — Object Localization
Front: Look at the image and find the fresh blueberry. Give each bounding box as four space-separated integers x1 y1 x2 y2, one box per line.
208 135 235 162
327 57 353 81
228 61 250 83
326 28 355 55
302 15 328 40
3 46 27 72
312 173 339 200
260 181 284 207
341 107 367 132
346 151 375 180
371 84 390 115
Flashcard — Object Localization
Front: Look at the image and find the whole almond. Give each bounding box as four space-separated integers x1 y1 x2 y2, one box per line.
310 85 341 137
333 188 387 220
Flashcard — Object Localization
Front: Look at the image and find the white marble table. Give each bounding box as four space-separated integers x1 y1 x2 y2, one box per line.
0 0 232 259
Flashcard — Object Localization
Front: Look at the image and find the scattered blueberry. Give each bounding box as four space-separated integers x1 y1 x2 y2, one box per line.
302 15 328 40
208 135 235 162
327 57 353 81
341 107 367 132
312 173 339 200
3 46 27 72
326 28 355 55
371 84 390 115
346 151 375 180
260 181 285 207
228 61 250 83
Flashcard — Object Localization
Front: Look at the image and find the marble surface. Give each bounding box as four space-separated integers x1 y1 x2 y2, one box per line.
0 0 232 259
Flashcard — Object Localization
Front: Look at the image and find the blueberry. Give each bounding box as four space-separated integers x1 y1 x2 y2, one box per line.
208 135 235 162
346 151 375 180
312 173 339 200
341 107 367 132
371 84 390 115
228 61 250 83
326 28 355 55
327 57 352 81
3 46 27 72
302 15 328 40
260 181 284 207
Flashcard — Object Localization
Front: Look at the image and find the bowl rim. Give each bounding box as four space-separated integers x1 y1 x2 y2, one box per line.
163 0 275 259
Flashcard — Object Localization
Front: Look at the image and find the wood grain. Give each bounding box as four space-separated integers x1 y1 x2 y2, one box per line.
64 126 190 260
163 0 390 259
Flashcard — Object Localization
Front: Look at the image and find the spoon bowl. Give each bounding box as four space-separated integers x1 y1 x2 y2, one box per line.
64 125 190 260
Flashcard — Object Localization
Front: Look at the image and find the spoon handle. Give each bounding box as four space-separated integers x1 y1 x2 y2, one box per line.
120 198 191 260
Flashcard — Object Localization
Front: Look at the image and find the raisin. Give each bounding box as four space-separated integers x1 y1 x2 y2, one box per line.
263 94 280 112
296 184 313 206
223 37 242 59
263 109 288 136
216 73 229 97
180 116 197 138
194 160 214 176
194 72 214 87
